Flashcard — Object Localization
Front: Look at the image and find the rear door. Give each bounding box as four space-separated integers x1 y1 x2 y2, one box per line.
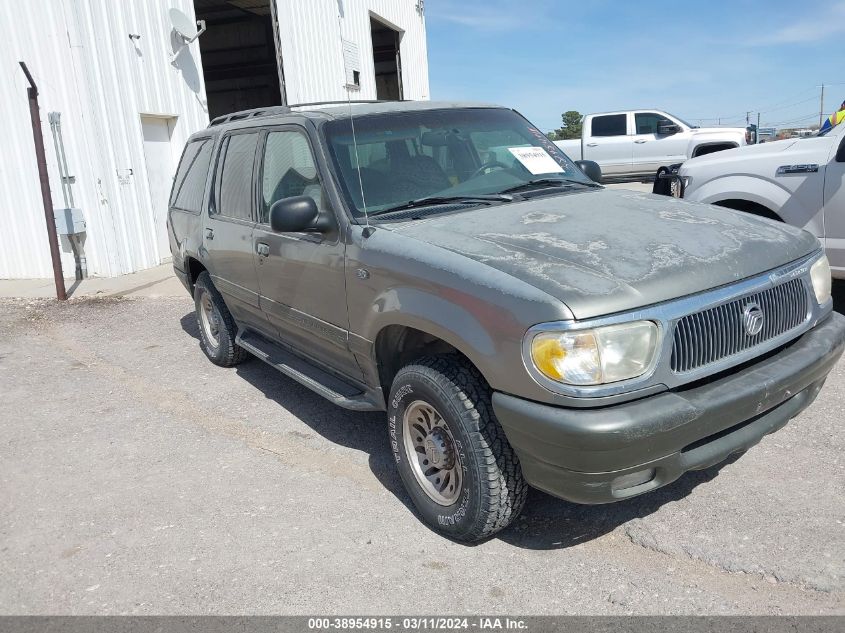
823 130 845 275
632 112 688 173
204 131 266 331
584 114 632 175
252 126 362 380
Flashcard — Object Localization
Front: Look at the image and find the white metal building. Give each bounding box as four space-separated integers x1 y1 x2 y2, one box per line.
0 0 429 280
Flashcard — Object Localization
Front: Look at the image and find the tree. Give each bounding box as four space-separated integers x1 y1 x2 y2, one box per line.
548 110 583 140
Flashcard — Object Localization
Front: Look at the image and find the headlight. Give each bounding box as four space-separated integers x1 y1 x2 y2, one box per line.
671 175 690 198
530 321 659 386
810 255 832 304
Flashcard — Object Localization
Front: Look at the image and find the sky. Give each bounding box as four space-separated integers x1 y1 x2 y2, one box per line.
424 0 845 132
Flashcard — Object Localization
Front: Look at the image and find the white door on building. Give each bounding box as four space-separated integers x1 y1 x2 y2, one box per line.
141 116 177 263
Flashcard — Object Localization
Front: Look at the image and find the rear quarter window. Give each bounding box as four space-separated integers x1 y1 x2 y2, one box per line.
170 139 213 213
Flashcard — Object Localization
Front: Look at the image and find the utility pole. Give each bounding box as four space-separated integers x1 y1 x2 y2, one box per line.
820 84 825 128
757 112 761 144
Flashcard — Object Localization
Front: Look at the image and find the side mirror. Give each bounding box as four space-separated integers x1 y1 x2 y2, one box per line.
574 159 602 183
269 195 331 233
837 136 845 163
657 121 680 136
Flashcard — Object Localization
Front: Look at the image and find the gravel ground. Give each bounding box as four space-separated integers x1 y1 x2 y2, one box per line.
0 293 843 615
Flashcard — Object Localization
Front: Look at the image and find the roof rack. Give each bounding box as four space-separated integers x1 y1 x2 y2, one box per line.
289 99 398 108
208 106 290 127
207 100 403 127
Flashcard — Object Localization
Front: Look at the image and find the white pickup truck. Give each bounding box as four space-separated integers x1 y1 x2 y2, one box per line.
677 121 845 278
555 110 748 179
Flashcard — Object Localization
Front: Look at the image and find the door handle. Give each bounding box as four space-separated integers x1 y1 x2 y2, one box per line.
256 242 270 257
205 228 214 240
634 139 648 144
586 142 598 147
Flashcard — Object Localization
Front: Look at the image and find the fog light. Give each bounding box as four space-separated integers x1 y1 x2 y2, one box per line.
612 469 655 492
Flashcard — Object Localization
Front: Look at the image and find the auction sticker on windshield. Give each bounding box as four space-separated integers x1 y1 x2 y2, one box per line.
508 146 564 175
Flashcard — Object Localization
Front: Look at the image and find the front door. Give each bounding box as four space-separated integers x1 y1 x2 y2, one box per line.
252 127 361 380
824 130 845 275
204 131 265 331
632 112 687 173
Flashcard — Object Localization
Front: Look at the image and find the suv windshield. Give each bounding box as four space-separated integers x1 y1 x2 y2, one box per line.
323 108 595 217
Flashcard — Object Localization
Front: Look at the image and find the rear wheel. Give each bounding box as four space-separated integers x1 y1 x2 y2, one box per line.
387 356 527 542
193 271 247 367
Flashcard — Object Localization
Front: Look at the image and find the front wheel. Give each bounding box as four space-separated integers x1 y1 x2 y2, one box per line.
387 356 527 542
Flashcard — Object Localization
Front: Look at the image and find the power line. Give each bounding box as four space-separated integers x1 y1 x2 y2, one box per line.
752 86 817 113
757 95 818 114
686 82 841 126
765 112 819 127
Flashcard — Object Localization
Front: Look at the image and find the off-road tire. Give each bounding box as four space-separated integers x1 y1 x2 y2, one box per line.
193 271 248 367
387 355 527 542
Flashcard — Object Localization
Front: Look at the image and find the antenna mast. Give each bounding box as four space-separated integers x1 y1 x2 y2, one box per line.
336 4 371 232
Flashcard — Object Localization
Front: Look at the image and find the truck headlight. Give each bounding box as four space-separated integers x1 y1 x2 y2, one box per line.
672 175 690 198
529 321 659 386
810 255 832 304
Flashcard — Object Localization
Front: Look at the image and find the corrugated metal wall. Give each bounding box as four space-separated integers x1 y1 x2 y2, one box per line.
276 0 429 105
0 0 429 280
0 0 208 279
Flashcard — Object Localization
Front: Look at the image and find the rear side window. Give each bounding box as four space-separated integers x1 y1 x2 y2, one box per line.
591 114 627 137
170 139 213 212
215 132 260 221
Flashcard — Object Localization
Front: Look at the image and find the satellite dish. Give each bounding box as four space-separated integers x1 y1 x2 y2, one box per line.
169 8 206 62
169 8 202 40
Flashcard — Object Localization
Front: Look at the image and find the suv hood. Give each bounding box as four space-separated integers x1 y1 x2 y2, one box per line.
690 126 746 136
685 138 799 169
386 189 818 319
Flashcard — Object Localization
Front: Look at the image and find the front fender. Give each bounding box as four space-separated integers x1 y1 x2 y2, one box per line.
364 286 499 366
345 227 576 405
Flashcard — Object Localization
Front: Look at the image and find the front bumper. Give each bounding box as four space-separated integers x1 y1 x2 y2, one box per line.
493 311 845 504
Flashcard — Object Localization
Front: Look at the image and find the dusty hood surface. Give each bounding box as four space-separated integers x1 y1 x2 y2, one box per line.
691 126 747 136
386 189 819 319
684 138 799 169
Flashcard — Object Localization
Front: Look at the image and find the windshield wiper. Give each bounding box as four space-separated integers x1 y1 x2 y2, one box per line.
499 178 601 195
371 194 514 216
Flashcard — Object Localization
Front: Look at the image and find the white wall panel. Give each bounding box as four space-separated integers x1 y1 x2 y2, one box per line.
275 0 429 105
0 0 208 279
0 0 428 279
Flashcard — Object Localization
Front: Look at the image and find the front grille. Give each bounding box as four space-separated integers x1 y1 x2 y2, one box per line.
670 278 809 373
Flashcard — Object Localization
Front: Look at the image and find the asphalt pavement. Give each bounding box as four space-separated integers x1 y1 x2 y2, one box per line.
1 291 843 615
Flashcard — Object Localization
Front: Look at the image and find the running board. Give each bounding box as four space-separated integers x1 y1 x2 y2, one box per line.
236 330 380 411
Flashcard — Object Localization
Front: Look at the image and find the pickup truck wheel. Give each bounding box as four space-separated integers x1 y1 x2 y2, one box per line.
193 271 247 367
388 356 527 542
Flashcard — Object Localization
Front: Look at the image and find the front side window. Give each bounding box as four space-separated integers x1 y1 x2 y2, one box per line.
259 130 325 224
323 108 593 217
215 132 260 221
591 114 627 137
170 139 213 212
634 113 666 135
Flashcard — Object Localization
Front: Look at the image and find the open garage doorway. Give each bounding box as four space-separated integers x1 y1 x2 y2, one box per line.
193 0 285 119
370 16 403 101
